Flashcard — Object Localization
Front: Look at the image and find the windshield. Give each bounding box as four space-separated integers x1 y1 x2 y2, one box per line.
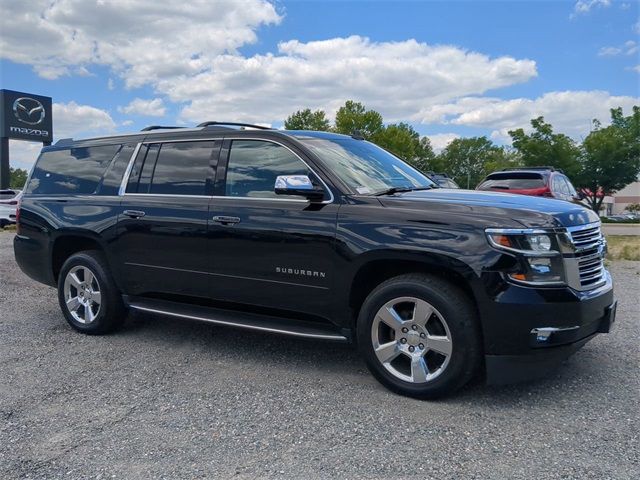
299 138 435 195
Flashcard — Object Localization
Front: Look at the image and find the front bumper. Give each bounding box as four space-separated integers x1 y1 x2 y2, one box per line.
478 270 615 384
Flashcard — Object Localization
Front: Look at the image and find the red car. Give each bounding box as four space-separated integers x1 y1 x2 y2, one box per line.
476 167 581 203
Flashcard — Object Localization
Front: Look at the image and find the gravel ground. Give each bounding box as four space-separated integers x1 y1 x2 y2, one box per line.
0 231 638 479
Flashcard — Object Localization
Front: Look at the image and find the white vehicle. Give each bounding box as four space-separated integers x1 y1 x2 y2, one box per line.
0 190 21 228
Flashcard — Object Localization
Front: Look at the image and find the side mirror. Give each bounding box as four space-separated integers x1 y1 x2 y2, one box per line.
274 175 325 201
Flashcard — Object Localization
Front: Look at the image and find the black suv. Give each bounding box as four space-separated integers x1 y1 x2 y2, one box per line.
14 123 616 399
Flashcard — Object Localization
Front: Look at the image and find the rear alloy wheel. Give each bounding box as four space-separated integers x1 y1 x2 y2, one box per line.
57 251 125 334
63 265 102 325
357 274 481 399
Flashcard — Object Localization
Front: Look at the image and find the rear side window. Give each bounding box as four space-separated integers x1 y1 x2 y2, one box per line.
477 173 545 191
26 145 121 195
126 141 216 196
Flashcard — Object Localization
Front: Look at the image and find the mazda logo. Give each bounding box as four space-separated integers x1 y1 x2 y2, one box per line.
13 97 45 125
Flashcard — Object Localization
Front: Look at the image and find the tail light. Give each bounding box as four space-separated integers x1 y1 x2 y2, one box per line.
540 187 554 197
15 197 21 234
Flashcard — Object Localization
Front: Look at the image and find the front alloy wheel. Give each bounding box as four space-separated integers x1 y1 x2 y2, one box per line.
372 297 452 383
357 274 481 399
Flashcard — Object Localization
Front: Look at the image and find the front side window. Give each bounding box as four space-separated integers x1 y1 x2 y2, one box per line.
299 138 434 195
225 140 312 198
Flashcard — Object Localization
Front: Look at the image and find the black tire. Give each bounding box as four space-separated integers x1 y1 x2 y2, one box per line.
357 273 482 399
57 250 126 335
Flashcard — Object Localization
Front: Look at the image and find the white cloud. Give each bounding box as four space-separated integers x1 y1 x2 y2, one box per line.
107 78 115 91
118 98 166 117
629 65 640 73
598 40 638 56
0 0 282 86
171 36 537 125
634 21 640 34
53 101 116 139
572 0 611 17
418 91 639 142
427 133 460 152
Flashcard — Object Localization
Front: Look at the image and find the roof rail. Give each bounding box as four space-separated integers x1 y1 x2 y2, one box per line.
500 166 561 173
140 126 186 132
196 121 271 130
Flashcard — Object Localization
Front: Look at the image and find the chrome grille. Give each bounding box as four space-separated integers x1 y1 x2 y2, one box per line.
567 223 606 290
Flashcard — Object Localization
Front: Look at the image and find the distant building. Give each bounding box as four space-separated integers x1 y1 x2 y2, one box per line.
600 180 640 216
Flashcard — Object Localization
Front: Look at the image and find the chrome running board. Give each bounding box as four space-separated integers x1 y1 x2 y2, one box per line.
126 297 349 342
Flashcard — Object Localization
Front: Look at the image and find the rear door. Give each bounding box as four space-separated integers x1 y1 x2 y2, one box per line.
207 137 340 318
114 139 221 299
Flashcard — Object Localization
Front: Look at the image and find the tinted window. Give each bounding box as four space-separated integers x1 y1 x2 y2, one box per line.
225 140 311 198
477 173 545 191
126 142 215 195
0 190 19 201
564 177 577 196
552 175 568 195
26 145 121 195
99 144 136 195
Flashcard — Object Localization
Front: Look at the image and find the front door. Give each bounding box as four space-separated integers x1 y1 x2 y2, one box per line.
208 138 339 320
114 139 221 299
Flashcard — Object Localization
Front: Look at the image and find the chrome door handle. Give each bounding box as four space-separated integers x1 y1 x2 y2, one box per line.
123 210 146 219
212 215 241 225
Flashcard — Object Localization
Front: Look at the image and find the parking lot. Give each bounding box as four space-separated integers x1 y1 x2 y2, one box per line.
0 231 638 480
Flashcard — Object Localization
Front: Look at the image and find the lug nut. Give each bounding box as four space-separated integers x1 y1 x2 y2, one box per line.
412 325 418 330
401 327 408 333
420 332 426 338
419 343 425 349
400 338 407 344
408 346 415 352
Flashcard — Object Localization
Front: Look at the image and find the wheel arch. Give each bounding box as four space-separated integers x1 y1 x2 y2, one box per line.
50 230 110 283
347 251 481 327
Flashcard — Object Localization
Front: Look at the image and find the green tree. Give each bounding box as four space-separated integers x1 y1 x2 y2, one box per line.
509 117 581 178
577 106 640 213
284 108 330 131
10 167 28 189
370 123 436 173
334 100 383 140
437 137 505 189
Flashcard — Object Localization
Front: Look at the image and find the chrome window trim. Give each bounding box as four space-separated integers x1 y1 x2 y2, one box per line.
118 142 142 196
118 137 335 204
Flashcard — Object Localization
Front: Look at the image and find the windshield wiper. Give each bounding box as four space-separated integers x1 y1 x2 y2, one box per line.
373 186 435 196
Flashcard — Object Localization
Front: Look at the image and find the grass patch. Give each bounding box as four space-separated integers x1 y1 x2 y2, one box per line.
0 224 16 232
606 235 640 261
601 218 640 224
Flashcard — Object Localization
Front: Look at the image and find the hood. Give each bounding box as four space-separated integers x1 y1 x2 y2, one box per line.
377 189 599 228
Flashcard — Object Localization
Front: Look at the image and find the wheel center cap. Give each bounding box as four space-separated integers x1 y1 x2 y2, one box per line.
406 330 421 346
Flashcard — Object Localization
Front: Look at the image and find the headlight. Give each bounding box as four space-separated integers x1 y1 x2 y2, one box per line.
485 228 565 286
